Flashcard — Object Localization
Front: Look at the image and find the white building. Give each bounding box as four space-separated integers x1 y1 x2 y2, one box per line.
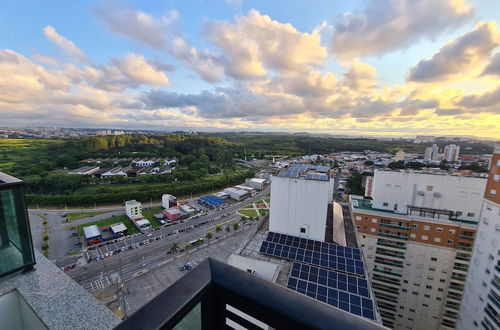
162 194 177 209
245 178 266 190
457 147 500 330
125 200 142 219
269 164 334 242
224 187 249 201
371 169 486 222
443 144 460 162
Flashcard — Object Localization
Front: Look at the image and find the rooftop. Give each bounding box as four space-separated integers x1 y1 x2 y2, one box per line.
277 164 331 181
350 197 477 226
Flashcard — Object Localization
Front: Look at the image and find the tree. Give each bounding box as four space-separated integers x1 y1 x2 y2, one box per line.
225 226 231 232
205 232 213 239
170 242 179 253
233 223 239 231
215 225 222 233
185 243 192 249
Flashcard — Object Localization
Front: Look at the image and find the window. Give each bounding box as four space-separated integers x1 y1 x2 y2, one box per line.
383 202 389 206
449 229 455 234
424 225 430 231
300 227 306 233
489 254 494 261
431 257 437 261
434 237 442 243
423 303 429 306
402 288 407 292
410 233 416 238
448 240 454 244
372 218 378 223
412 224 418 229
440 279 445 283
426 186 433 191
438 288 444 292
436 228 443 232
403 280 408 283
414 283 420 287
421 235 428 240
491 189 497 196
494 174 500 182
429 266 436 271
409 309 415 312
436 297 441 301
456 211 463 216
247 269 253 273
467 213 474 217
412 291 418 295
427 275 434 280
356 216 362 221
424 295 430 298
426 285 432 289
394 204 398 211
486 268 491 275
371 228 376 232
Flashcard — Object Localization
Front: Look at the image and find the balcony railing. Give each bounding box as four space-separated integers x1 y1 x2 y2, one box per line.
379 233 408 240
376 241 407 250
0 172 35 278
379 223 409 230
459 235 474 241
116 258 384 330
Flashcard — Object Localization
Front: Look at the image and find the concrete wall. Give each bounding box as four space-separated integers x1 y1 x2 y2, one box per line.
269 175 331 241
372 170 486 222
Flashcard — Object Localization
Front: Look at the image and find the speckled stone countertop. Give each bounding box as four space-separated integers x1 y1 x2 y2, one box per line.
0 250 122 330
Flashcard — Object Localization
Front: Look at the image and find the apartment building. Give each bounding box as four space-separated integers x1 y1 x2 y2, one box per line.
350 169 487 329
458 147 500 330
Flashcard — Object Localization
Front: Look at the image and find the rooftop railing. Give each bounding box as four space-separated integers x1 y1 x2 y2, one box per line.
115 258 385 330
0 172 35 278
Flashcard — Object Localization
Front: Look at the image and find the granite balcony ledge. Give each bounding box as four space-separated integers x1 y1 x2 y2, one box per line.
0 250 121 330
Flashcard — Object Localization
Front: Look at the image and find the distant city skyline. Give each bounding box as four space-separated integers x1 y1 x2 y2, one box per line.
1 0 500 137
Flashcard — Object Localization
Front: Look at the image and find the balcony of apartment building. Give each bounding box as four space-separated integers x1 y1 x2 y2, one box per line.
376 238 407 250
0 171 385 330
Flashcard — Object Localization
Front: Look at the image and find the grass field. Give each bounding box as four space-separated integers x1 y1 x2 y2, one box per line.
76 215 141 236
0 138 62 174
68 211 111 222
141 206 163 228
238 208 258 218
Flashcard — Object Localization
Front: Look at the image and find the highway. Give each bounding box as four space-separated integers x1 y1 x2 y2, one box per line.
64 189 269 288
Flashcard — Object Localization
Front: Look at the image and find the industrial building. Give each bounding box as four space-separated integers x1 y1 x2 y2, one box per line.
269 164 335 241
350 169 487 329
458 146 500 330
245 178 266 190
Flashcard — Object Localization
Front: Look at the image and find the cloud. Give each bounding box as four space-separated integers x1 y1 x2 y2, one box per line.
93 5 178 50
342 59 377 92
330 0 474 58
482 52 500 76
111 53 170 86
407 22 500 82
206 10 327 79
458 86 500 108
43 25 88 62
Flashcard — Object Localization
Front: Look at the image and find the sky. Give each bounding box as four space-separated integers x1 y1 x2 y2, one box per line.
1 0 500 138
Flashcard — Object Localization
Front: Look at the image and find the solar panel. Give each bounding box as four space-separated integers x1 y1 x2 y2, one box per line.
265 232 362 260
289 262 370 298
260 240 365 277
286 274 376 320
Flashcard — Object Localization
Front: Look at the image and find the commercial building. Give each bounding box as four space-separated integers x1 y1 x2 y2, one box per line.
163 208 182 221
162 194 177 209
458 146 500 330
224 187 249 201
350 169 487 329
83 225 102 245
125 200 142 219
269 164 334 242
444 144 461 162
245 178 266 190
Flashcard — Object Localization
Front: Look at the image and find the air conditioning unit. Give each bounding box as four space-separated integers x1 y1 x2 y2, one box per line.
433 193 441 198
417 191 425 196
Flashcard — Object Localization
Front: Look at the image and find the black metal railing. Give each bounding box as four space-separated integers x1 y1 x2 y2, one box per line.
115 258 384 330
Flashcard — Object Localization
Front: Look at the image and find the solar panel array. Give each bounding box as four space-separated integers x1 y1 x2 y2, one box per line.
290 262 370 297
286 273 375 320
261 232 365 277
305 172 329 181
277 164 330 180
259 232 378 321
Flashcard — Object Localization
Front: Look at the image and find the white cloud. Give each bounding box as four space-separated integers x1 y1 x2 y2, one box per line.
43 25 88 62
330 0 474 58
111 53 170 86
